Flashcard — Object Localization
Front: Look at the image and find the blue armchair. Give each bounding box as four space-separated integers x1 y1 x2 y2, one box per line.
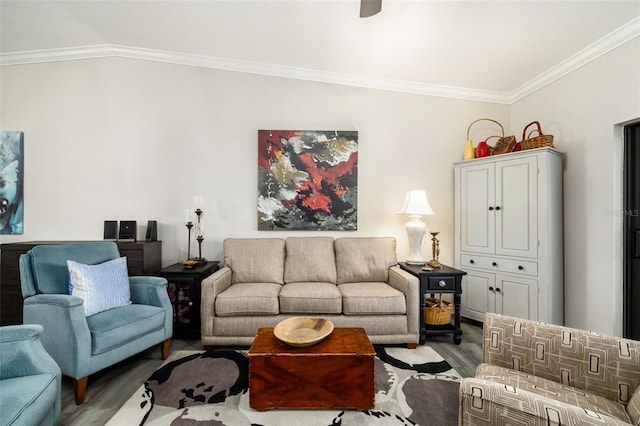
20 242 172 404
0 324 61 426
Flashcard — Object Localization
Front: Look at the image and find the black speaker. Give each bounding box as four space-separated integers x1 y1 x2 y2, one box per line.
118 221 137 241
145 220 158 241
103 220 118 240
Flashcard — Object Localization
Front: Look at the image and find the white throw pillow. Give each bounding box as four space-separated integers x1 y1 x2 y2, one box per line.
67 257 131 316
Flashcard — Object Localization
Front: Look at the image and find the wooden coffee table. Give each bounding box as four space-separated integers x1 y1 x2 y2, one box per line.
248 327 375 411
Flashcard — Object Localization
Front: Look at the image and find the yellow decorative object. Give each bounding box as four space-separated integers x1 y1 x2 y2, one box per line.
464 139 475 160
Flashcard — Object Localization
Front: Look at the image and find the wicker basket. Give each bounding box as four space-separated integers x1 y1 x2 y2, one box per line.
521 121 554 150
467 118 516 156
425 296 452 325
486 135 517 155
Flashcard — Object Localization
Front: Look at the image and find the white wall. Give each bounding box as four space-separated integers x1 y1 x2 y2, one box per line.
0 57 509 270
510 38 640 335
4 37 637 336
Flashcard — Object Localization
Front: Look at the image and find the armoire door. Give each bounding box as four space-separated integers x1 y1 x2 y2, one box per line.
494 275 538 320
461 270 494 321
495 156 538 258
459 163 495 255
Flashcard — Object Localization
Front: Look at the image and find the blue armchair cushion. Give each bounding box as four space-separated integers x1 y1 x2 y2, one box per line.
67 257 131 316
86 304 166 355
0 374 58 426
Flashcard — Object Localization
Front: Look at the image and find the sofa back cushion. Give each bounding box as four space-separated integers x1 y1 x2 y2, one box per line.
224 238 285 284
335 237 397 284
22 242 121 296
284 237 337 284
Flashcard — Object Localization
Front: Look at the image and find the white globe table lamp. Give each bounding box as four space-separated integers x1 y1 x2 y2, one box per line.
401 190 434 265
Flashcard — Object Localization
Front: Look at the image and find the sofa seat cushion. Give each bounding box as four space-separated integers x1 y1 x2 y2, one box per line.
215 283 281 316
338 282 406 315
0 374 58 426
284 237 337 284
87 304 166 355
279 282 342 314
476 363 632 423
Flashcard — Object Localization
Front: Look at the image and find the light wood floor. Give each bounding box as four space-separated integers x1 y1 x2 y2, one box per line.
55 319 484 425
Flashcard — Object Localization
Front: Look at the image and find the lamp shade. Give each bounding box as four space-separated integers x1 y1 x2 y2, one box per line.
401 190 434 216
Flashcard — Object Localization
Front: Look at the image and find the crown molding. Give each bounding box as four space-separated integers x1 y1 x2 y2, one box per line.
0 44 510 103
1 17 638 105
508 16 640 104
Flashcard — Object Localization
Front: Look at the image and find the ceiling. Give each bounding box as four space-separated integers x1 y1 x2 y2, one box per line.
1 0 639 102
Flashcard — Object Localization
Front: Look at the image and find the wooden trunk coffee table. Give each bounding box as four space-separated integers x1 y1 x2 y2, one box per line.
248 326 375 411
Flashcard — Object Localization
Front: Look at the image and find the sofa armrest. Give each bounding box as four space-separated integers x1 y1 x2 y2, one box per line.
0 324 62 382
387 265 420 336
459 377 631 426
23 294 92 379
482 313 640 405
200 266 233 337
129 276 169 307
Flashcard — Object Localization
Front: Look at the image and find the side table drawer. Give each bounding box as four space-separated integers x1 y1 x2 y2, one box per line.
426 276 456 291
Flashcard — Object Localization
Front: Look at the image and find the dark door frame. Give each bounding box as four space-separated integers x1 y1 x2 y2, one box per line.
623 121 640 340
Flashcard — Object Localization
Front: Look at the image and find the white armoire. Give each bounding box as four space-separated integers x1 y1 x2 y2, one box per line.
454 147 564 325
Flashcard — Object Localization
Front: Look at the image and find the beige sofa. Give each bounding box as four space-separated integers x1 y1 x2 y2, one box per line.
460 313 640 426
200 236 419 348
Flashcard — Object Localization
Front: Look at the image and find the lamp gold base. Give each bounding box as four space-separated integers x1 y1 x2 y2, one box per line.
427 259 441 268
428 231 441 269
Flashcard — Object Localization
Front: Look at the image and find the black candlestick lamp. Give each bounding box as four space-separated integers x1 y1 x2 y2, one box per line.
193 208 206 264
185 221 193 260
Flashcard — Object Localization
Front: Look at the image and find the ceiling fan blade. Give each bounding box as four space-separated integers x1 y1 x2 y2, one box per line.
360 0 381 18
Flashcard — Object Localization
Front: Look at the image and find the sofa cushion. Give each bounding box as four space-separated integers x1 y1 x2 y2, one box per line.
215 283 281 316
0 374 58 426
86 304 165 355
224 238 285 284
284 237 337 284
476 363 632 423
28 242 121 295
339 282 406 315
67 257 131 316
279 282 342 314
335 237 397 284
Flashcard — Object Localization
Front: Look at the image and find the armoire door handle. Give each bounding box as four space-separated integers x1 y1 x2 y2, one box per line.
635 228 640 259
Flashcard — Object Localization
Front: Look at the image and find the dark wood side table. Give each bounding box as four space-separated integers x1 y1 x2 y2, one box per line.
0 240 162 325
399 262 466 345
156 261 219 339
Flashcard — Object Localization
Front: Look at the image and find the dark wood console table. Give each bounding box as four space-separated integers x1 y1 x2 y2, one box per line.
400 262 466 345
0 240 162 325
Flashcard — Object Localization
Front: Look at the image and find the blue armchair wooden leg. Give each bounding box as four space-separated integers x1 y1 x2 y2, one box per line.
161 339 171 360
74 377 88 405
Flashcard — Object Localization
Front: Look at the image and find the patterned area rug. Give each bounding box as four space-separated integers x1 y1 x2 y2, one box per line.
107 346 461 425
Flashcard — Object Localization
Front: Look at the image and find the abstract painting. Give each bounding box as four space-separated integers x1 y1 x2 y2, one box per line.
258 130 358 230
0 131 24 234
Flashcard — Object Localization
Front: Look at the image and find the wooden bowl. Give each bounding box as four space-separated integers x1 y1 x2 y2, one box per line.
274 317 334 347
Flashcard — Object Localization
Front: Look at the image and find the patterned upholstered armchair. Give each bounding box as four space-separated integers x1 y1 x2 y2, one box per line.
20 242 173 405
460 313 640 425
